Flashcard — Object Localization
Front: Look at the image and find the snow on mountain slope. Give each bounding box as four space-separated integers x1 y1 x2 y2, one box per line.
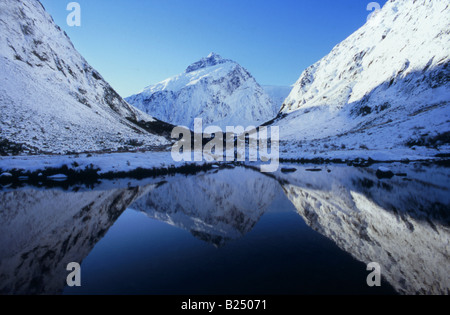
0 0 168 155
262 85 292 113
126 53 276 129
275 0 450 159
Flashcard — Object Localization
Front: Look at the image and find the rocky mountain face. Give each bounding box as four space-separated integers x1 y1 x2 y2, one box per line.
126 53 277 129
274 0 449 159
0 0 169 155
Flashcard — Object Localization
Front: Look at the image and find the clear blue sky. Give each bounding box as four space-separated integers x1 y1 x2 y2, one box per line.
40 0 388 97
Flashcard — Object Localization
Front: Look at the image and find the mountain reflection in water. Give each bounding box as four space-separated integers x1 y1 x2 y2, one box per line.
0 164 448 295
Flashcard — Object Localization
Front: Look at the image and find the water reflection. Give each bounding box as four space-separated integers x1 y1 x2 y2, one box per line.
0 163 448 294
0 184 156 294
276 164 449 295
130 168 283 247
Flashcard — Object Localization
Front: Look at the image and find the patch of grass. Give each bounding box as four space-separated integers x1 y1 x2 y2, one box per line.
0 164 101 190
126 139 144 147
100 164 214 180
0 163 221 190
0 138 25 156
126 117 177 140
359 144 369 150
406 131 450 149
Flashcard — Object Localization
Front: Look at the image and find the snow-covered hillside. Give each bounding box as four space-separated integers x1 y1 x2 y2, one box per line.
275 0 449 160
0 0 169 155
126 53 276 129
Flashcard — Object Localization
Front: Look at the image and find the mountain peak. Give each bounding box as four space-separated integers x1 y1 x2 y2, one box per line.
127 53 276 130
207 52 221 59
185 52 232 73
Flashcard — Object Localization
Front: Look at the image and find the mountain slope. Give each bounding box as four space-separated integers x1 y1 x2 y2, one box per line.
275 0 449 160
0 0 168 155
126 53 276 129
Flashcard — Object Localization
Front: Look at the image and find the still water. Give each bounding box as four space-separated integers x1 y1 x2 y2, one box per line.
0 163 449 295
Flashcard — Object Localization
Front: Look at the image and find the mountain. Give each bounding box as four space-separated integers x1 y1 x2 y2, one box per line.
0 0 169 156
274 0 449 160
126 53 276 129
262 85 292 113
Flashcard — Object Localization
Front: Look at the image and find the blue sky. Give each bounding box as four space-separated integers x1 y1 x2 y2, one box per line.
40 0 388 97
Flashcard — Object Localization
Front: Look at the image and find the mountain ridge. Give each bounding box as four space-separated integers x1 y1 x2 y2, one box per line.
0 0 169 155
273 0 449 159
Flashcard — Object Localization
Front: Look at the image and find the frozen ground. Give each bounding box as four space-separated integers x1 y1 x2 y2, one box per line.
0 151 210 175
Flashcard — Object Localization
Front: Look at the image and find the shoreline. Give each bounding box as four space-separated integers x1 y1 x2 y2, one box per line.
0 150 448 189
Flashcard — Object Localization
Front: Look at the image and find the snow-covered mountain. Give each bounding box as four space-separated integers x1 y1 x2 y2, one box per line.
262 85 292 113
126 53 276 129
274 0 449 160
0 0 169 155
